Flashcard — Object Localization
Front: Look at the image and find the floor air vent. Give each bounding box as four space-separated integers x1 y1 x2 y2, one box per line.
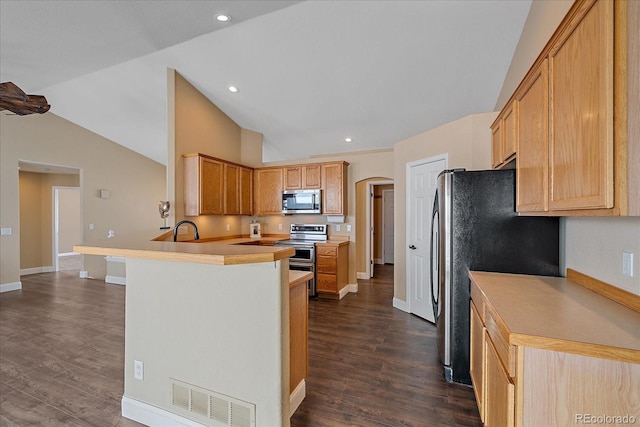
170 380 256 427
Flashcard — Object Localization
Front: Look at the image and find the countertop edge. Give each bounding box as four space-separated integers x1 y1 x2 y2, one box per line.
74 244 295 266
470 270 640 364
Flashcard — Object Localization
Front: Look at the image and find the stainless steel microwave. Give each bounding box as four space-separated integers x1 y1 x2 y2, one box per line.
282 189 321 214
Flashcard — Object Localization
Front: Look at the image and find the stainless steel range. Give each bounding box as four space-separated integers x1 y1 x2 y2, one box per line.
275 224 327 297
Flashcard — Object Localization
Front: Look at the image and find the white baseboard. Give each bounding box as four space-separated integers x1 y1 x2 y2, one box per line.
357 272 368 280
337 283 358 299
393 297 409 313
0 281 22 293
105 275 126 286
59 252 79 257
20 266 54 276
122 396 206 427
290 379 306 417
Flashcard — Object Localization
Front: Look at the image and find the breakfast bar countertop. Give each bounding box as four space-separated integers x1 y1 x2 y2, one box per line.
74 240 295 266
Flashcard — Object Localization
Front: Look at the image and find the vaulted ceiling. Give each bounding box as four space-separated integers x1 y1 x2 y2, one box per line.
1 0 531 164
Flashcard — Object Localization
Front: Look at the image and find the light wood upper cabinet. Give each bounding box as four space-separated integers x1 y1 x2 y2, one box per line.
284 166 302 190
224 163 240 215
548 0 614 211
184 153 253 217
516 60 549 212
183 154 223 216
498 0 637 216
302 165 321 189
322 162 348 215
491 101 517 169
491 122 503 169
284 165 322 190
254 168 283 216
240 167 253 216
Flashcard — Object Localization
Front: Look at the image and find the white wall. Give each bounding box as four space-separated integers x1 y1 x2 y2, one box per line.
564 217 640 295
1 112 166 286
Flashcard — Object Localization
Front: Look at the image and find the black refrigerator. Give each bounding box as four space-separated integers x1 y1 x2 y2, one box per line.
430 169 559 385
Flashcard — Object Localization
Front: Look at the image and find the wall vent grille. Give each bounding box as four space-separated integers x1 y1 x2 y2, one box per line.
170 379 256 427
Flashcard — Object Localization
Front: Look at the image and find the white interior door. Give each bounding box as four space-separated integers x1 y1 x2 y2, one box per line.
382 190 394 264
407 156 446 322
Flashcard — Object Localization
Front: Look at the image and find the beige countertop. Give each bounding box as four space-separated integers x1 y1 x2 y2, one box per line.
289 270 313 289
470 271 640 364
74 240 294 266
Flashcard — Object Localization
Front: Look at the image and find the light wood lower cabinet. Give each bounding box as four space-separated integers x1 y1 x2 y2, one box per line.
315 243 348 299
469 302 486 423
470 276 640 427
484 332 514 427
289 273 308 403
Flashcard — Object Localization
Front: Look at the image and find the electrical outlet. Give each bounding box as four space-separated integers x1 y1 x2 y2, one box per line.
107 229 115 238
134 360 144 380
346 224 352 232
1 227 12 236
88 223 94 230
622 252 634 277
178 225 188 235
226 224 230 232
278 224 283 231
336 225 341 232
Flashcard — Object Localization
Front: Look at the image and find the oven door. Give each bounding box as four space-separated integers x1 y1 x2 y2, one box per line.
290 246 314 263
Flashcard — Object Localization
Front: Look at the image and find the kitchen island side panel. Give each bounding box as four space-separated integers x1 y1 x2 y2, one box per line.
123 258 290 426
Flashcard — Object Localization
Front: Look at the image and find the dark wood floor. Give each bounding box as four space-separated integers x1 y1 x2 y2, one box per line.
291 265 481 426
1 266 481 426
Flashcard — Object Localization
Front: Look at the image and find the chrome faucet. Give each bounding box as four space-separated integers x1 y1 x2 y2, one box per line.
173 220 200 242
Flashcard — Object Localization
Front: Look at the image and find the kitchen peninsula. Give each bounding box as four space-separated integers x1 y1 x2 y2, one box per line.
75 240 302 427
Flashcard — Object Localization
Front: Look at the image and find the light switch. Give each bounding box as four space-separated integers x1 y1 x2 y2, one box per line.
1 227 12 236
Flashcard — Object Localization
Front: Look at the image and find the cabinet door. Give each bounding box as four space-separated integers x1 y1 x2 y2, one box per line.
224 163 240 215
485 333 514 427
491 122 504 169
199 156 224 215
470 303 486 423
322 163 347 215
502 102 517 162
303 165 321 189
549 0 614 211
516 60 549 212
240 167 253 216
254 168 283 215
284 166 302 190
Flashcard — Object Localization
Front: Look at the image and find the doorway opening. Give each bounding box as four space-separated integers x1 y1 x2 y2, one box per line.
365 180 394 279
18 161 82 275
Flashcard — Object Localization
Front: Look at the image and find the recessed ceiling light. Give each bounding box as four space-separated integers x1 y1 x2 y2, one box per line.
215 14 231 22
345 137 353 143
228 86 239 93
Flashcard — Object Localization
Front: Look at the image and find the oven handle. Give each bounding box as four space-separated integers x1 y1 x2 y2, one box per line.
289 261 314 269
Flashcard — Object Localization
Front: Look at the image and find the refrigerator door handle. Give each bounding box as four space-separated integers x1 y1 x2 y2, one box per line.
430 190 440 320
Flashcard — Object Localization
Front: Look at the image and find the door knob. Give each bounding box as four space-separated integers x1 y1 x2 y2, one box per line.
409 245 417 250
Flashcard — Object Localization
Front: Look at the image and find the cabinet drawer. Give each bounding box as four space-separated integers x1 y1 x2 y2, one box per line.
316 256 337 273
316 273 337 292
485 308 516 378
316 245 337 257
